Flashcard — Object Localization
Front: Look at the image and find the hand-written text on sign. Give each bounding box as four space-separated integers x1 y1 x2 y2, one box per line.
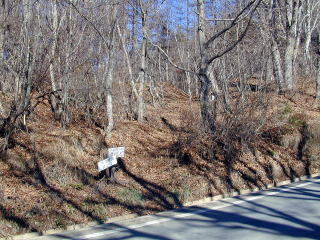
108 147 125 158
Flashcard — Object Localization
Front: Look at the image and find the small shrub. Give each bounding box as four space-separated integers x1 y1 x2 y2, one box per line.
278 104 293 120
278 104 306 129
55 218 66 229
43 161 75 186
178 185 192 202
287 113 305 129
118 188 145 205
269 149 278 158
166 191 181 206
91 204 109 219
166 185 192 205
66 183 84 190
280 131 302 151
310 154 320 162
302 120 320 163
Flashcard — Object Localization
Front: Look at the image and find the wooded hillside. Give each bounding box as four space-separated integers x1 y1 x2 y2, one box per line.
0 0 320 237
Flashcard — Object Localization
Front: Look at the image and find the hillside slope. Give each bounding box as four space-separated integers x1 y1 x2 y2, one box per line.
0 82 320 237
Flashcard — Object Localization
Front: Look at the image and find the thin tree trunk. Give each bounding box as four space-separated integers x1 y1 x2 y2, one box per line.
0 0 4 62
117 24 139 118
317 62 320 99
49 0 61 119
0 0 5 110
272 53 284 91
117 25 138 97
317 30 320 98
304 0 311 60
105 59 115 138
284 0 302 91
186 52 192 101
266 53 274 83
105 6 118 138
137 0 147 122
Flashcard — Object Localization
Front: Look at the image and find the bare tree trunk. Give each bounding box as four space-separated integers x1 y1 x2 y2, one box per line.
117 25 137 96
271 38 285 91
197 0 216 133
117 24 138 118
105 6 118 138
186 1 192 100
317 63 320 99
186 52 192 100
0 0 4 62
317 30 320 98
266 53 274 83
0 0 6 116
1 0 37 150
284 36 296 90
49 0 61 120
304 0 312 63
283 0 302 91
60 5 73 128
303 0 320 64
105 59 115 138
137 0 147 122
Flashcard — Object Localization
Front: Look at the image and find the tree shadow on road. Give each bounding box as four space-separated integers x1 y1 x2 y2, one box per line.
45 179 320 239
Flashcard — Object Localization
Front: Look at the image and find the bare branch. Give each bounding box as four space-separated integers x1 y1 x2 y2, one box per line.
147 36 198 75
206 0 262 64
204 0 261 49
65 0 111 49
208 16 253 64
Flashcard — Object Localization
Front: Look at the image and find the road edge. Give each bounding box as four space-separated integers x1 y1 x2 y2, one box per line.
2 172 320 240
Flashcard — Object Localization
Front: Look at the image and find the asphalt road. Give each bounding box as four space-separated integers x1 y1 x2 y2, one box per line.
37 177 320 240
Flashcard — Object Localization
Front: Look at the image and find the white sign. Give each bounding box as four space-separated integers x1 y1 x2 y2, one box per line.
97 147 125 172
98 156 117 172
108 147 125 158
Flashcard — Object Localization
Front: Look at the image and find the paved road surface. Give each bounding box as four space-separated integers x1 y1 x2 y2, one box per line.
36 177 320 240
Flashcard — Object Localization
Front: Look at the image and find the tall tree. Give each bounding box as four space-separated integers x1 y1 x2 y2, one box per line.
136 0 148 122
282 0 302 90
105 4 118 138
317 29 320 98
196 0 262 133
0 0 40 150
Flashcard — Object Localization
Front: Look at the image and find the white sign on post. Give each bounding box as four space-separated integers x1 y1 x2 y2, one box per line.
108 147 125 158
97 147 125 172
97 156 117 172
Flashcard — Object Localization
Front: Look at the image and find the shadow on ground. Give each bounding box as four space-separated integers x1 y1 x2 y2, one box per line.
0 117 316 238
47 179 320 239
0 141 182 236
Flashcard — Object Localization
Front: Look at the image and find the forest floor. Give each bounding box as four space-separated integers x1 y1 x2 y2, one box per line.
1 80 320 237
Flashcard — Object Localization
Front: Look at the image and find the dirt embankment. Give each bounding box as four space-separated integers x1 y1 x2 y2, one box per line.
0 82 320 237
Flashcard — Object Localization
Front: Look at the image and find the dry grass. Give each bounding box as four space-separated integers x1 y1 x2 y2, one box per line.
0 81 320 236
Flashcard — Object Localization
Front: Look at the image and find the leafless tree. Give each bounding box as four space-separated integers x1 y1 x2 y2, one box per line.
0 0 40 150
